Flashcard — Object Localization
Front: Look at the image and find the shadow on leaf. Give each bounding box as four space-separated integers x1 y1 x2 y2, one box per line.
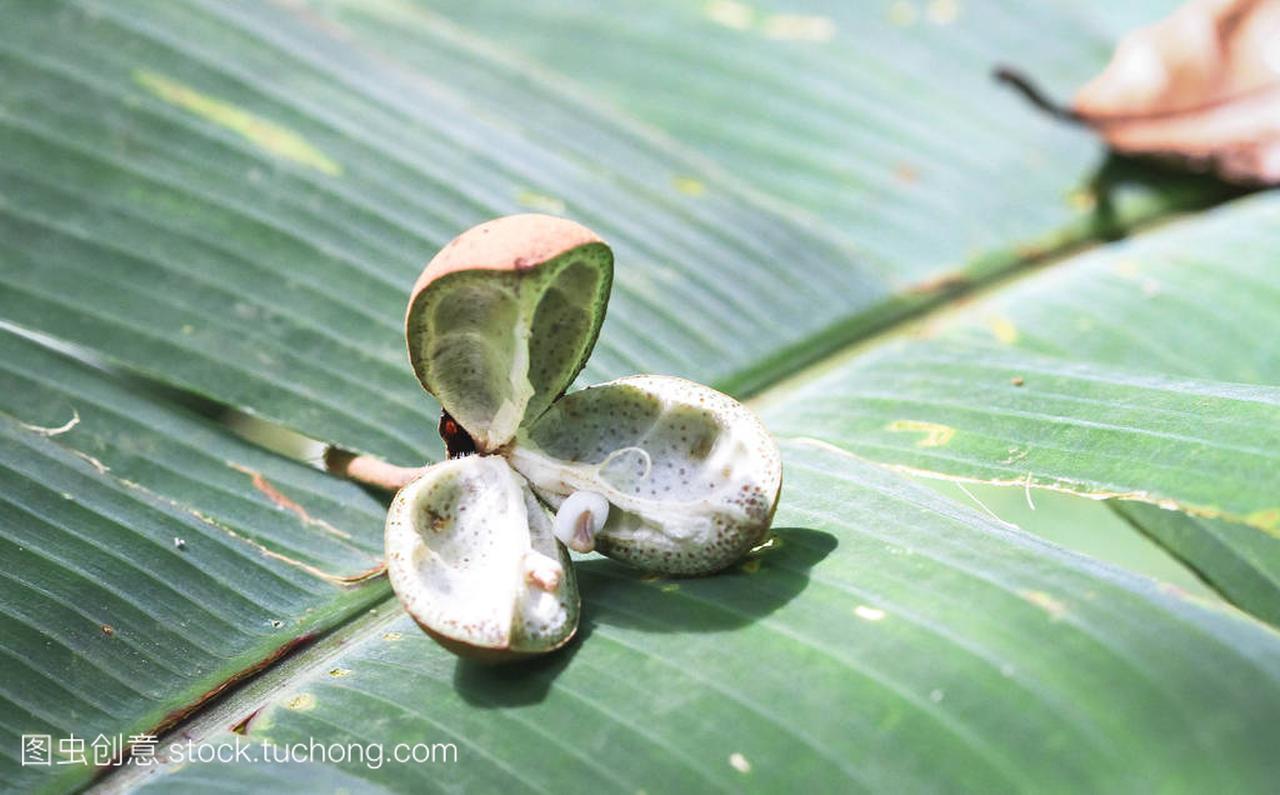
1083 151 1251 243
453 632 586 708
453 526 835 707
578 525 836 633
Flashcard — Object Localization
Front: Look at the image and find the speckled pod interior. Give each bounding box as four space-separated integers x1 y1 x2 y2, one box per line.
509 375 783 575
388 214 781 659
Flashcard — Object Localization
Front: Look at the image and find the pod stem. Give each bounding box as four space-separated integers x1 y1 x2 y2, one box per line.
994 66 1085 124
324 447 425 492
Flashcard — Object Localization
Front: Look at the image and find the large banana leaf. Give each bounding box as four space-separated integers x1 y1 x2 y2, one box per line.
764 193 1280 618
128 443 1280 793
405 0 1233 275
0 408 386 794
0 329 386 576
0 0 876 463
0 0 1231 467
1115 504 1280 627
3 0 1279 793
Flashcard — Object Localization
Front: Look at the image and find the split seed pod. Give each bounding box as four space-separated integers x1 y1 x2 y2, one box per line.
385 455 578 660
385 214 782 659
509 375 783 575
405 214 612 453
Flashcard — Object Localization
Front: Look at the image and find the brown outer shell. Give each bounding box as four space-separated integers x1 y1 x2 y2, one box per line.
405 214 605 396
412 614 578 665
409 214 603 301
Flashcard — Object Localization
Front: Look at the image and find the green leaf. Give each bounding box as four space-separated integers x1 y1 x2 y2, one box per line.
3 2 1274 793
940 194 1280 384
762 193 1280 617
1115 503 1280 627
400 0 1234 276
0 0 886 463
0 0 1233 466
0 329 388 577
767 342 1280 527
133 444 1280 793
0 328 392 793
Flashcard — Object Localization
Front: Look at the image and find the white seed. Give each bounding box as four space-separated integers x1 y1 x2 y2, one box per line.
553 491 609 553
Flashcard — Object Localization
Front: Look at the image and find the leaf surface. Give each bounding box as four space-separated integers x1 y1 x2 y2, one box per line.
408 0 1233 271
0 0 1233 464
0 329 387 577
763 193 1280 617
131 444 1280 794
0 0 882 462
0 412 387 793
1116 503 1280 626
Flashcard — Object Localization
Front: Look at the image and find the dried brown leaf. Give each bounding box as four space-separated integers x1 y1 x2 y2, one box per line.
1074 0 1280 183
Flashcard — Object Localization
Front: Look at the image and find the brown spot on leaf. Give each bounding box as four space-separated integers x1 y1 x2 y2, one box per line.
230 707 263 735
94 631 320 777
228 463 352 540
907 272 970 296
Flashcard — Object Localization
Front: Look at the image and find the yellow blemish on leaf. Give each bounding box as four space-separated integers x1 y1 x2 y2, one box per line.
740 559 761 574
382 631 403 642
672 176 707 197
705 0 754 30
515 189 566 214
888 0 919 26
328 667 352 678
791 439 1280 539
854 605 886 621
988 315 1019 344
886 419 955 447
285 693 316 711
660 583 681 593
1013 241 1046 260
134 70 341 176
729 752 751 774
1021 590 1068 621
761 14 837 42
1246 508 1280 534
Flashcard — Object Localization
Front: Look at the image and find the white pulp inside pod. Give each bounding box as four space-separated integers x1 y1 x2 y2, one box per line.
385 455 578 655
507 374 783 575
